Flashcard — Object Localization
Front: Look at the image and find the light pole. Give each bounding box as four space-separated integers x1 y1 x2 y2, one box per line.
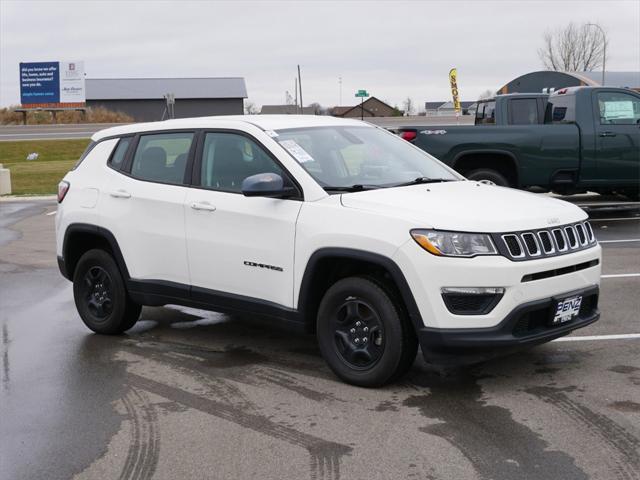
587 23 606 86
339 77 342 105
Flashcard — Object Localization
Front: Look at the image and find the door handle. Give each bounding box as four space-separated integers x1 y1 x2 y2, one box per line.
109 189 131 199
190 201 216 212
599 131 617 137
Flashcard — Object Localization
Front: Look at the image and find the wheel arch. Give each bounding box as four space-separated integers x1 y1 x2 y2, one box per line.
452 149 520 187
61 223 130 281
297 248 424 334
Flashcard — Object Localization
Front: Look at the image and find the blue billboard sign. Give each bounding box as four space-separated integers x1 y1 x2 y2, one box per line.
19 61 85 107
20 62 60 105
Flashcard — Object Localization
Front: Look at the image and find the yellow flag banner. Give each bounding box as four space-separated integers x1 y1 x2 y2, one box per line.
449 68 461 113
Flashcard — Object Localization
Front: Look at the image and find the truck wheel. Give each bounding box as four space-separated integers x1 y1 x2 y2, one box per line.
316 276 418 387
466 169 511 187
73 249 141 335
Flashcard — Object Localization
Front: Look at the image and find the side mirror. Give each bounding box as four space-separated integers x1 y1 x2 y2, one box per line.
241 173 296 198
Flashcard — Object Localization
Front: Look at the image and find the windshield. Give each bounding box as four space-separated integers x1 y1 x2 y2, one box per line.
273 126 460 190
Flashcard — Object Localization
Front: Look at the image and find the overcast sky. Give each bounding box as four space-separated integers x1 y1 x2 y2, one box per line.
1 0 639 110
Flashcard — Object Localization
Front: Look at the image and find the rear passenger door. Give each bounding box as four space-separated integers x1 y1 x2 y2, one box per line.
184 130 302 308
101 131 195 285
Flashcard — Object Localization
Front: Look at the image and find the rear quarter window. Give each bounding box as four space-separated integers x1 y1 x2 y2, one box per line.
107 137 132 170
72 141 97 170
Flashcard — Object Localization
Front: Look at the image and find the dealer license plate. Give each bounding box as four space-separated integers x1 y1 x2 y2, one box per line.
553 296 582 324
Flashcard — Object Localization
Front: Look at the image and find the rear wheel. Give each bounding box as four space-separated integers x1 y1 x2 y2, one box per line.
73 249 141 334
316 276 418 387
466 168 511 187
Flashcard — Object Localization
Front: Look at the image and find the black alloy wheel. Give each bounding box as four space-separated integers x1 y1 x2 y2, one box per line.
73 249 141 334
331 297 384 370
317 276 418 387
82 266 114 320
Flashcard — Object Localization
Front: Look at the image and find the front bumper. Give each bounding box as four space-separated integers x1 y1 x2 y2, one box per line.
417 285 600 365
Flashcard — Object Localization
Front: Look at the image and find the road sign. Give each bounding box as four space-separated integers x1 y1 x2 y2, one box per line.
355 90 369 98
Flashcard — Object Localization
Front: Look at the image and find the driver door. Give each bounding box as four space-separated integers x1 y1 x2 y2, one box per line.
184 131 303 308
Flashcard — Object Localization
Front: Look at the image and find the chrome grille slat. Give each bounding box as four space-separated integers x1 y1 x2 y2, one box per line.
537 231 555 254
521 233 541 256
575 223 587 246
584 221 595 242
502 234 524 258
552 228 567 252
565 226 578 249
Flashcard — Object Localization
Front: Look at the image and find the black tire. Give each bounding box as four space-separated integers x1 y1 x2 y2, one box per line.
466 168 511 187
316 276 418 387
73 249 141 334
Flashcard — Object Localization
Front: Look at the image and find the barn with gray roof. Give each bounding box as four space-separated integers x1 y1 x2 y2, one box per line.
86 77 247 121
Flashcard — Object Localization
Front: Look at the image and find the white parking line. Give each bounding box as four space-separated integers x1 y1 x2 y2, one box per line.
599 238 640 244
46 211 57 216
601 273 640 278
554 333 640 342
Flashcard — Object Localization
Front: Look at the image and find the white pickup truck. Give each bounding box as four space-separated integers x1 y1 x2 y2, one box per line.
55 115 601 386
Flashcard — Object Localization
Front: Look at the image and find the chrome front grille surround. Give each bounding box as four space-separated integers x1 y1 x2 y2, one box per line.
497 221 597 261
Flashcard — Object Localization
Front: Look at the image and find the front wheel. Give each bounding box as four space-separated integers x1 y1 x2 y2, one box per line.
73 249 141 334
466 168 511 187
316 276 418 387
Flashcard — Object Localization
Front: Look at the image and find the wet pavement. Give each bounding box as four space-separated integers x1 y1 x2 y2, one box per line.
1 199 639 480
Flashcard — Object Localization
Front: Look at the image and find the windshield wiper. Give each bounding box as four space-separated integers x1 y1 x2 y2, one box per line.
393 177 456 187
322 184 381 192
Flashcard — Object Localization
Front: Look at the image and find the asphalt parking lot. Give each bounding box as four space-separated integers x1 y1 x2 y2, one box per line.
1 198 638 480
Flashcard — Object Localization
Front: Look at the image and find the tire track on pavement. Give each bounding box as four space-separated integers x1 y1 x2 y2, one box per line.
526 386 640 480
127 373 351 480
118 388 160 480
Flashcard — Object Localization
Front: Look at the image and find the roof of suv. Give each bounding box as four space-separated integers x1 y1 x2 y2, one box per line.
92 115 370 141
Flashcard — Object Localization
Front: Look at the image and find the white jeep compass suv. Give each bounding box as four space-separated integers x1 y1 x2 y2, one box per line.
56 115 601 386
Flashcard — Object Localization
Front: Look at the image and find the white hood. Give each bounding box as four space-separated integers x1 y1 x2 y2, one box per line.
339 181 586 232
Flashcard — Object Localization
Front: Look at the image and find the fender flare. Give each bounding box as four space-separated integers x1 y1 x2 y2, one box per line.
61 223 130 280
297 247 424 331
451 149 520 184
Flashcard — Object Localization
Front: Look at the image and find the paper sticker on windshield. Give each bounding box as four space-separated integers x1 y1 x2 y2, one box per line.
279 139 314 164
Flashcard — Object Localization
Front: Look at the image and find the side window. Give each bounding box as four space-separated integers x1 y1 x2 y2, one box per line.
108 137 131 170
509 98 538 125
130 132 194 184
597 92 640 125
200 132 284 192
476 101 496 125
545 94 576 124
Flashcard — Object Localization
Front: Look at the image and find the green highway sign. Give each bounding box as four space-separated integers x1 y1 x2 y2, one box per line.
355 89 369 98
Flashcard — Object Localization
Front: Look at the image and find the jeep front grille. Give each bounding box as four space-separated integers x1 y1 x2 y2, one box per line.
495 221 597 261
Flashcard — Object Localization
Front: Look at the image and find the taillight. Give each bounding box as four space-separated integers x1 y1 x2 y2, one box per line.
57 181 70 203
400 130 417 142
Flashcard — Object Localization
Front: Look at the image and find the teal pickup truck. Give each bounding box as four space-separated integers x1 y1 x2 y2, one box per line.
398 87 640 199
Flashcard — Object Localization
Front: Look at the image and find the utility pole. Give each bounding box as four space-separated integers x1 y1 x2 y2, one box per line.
294 78 298 113
587 23 606 86
297 65 304 113
339 76 342 105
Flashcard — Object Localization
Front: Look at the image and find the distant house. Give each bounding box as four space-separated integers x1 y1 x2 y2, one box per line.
424 100 476 116
260 105 316 115
331 97 398 118
85 77 247 121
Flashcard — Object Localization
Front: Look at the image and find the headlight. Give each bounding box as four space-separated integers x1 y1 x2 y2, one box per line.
410 229 497 257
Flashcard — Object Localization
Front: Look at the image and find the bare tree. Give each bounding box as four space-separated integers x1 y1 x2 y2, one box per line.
244 101 258 115
308 102 326 115
402 97 414 116
538 22 607 72
478 89 496 100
